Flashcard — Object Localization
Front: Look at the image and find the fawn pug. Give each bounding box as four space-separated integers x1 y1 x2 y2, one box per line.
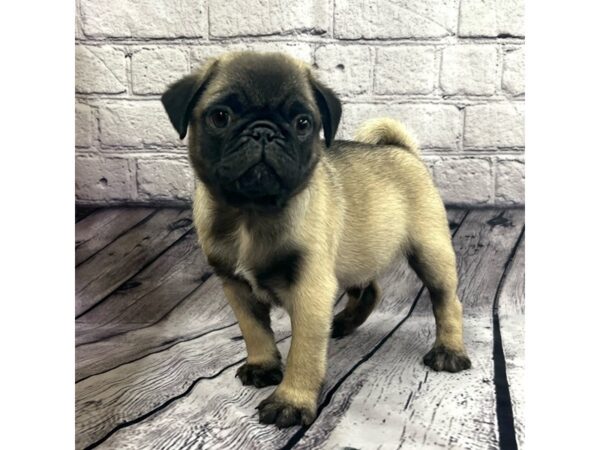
161 51 471 428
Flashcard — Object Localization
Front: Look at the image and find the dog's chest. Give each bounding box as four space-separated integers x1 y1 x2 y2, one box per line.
206 224 302 304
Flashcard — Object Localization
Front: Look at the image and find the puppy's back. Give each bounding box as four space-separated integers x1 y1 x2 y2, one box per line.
325 135 447 286
328 116 442 210
325 139 433 205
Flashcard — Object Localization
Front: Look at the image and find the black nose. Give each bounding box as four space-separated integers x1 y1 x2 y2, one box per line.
250 126 276 142
248 121 280 143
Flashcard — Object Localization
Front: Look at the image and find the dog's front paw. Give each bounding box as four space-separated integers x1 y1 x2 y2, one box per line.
257 392 316 428
236 362 283 388
424 346 471 373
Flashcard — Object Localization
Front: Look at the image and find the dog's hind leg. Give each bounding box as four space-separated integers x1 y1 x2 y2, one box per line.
331 281 380 338
408 232 471 373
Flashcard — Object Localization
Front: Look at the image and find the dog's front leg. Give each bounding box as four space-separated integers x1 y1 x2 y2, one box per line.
257 269 337 428
221 278 283 388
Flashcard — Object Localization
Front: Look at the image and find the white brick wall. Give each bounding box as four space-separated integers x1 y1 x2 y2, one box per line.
375 47 437 95
440 45 498 96
76 0 525 206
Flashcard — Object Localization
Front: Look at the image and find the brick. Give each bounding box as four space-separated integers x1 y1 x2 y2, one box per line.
464 103 524 148
432 157 493 205
375 46 436 95
314 46 373 96
190 42 313 70
75 103 95 147
137 159 195 201
209 0 330 37
75 4 84 39
341 103 461 149
76 156 134 201
132 48 189 95
99 101 181 147
80 0 205 38
335 0 458 39
75 46 126 94
495 158 524 205
502 47 525 96
459 0 525 37
440 45 497 96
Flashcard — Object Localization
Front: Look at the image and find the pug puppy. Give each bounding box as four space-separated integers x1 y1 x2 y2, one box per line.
161 51 471 428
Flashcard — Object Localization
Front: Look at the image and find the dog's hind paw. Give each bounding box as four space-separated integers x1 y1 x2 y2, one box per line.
423 346 471 373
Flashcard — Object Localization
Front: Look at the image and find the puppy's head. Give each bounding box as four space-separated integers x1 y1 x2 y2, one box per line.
161 52 341 211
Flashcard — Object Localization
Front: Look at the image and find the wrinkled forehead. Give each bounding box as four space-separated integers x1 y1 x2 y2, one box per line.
201 53 316 110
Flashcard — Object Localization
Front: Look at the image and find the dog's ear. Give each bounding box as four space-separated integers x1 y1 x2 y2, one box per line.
161 60 218 140
309 75 342 147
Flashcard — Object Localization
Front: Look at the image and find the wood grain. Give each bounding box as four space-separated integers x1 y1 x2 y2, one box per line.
498 234 525 448
76 322 147 346
450 209 525 315
76 275 237 381
76 207 155 265
76 231 211 345
82 211 467 449
75 208 193 317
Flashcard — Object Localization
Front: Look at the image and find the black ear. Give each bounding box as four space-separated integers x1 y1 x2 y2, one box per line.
310 76 342 147
161 61 217 140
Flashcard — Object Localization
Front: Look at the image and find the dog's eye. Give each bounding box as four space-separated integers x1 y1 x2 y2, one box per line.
295 115 312 134
208 109 230 129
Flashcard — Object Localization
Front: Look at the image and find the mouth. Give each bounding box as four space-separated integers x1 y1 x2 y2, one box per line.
231 162 284 206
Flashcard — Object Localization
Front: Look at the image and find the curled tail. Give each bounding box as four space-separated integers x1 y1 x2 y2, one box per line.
354 117 420 157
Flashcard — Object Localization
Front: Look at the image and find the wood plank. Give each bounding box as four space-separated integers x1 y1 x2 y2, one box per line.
452 210 524 315
80 210 466 449
75 231 211 345
76 207 155 265
76 322 145 346
75 208 193 317
76 206 99 222
76 276 234 381
292 209 525 450
498 235 525 317
498 234 525 448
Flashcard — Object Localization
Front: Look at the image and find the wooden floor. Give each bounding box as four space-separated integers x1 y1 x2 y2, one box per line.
75 206 525 450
